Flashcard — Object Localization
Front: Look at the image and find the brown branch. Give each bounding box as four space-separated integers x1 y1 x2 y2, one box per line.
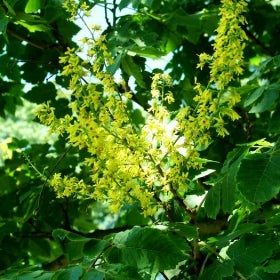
104 0 112 28
6 28 47 50
6 27 66 52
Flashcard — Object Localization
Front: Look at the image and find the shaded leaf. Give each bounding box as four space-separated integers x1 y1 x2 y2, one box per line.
269 106 280 134
128 46 165 59
85 264 142 280
52 265 83 280
249 88 279 113
24 83 56 103
204 185 221 219
53 229 91 261
83 239 109 258
106 227 188 273
237 151 280 203
121 55 146 88
200 260 234 280
0 7 9 32
227 234 275 275
244 86 265 107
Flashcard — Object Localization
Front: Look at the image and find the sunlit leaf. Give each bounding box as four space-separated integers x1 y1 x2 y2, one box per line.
25 0 43 13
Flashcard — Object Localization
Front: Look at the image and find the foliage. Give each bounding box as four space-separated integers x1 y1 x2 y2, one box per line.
1 0 280 279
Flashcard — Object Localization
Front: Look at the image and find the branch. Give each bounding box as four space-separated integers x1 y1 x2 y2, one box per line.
6 27 66 52
112 0 117 27
104 0 112 28
6 28 47 50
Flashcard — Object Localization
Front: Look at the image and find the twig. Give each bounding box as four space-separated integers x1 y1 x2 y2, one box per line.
160 271 169 280
104 0 112 28
112 0 117 27
34 145 72 217
7 28 47 50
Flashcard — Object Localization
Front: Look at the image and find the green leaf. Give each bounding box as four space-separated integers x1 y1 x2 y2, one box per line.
204 185 221 219
10 270 54 280
91 264 142 280
249 86 279 113
216 223 260 248
269 106 280 134
244 86 265 107
119 0 131 10
14 21 50 32
25 0 43 13
0 7 9 33
263 260 280 273
159 222 198 239
200 260 234 280
52 265 83 280
83 239 109 258
107 52 123 75
53 229 92 261
237 151 280 203
121 55 146 89
24 83 56 103
227 234 275 275
105 227 188 273
128 46 165 59
219 146 249 213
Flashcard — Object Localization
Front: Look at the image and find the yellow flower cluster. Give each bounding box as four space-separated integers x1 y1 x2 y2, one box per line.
183 0 248 139
62 0 90 21
35 0 248 217
198 0 247 89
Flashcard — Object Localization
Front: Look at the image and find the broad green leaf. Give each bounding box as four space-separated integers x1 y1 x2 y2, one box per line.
128 46 165 59
83 239 109 258
250 270 280 280
200 9 219 35
119 0 131 10
87 264 142 280
0 8 9 33
227 234 275 275
119 0 139 9
269 106 280 134
53 229 92 261
25 0 43 13
11 270 54 280
237 151 280 203
204 185 221 219
244 86 265 107
0 220 18 241
105 227 188 273
219 146 249 213
52 265 83 280
107 52 123 75
158 222 198 239
263 260 280 273
24 83 56 103
216 223 260 248
200 260 234 280
121 55 146 88
14 21 50 32
166 9 203 44
27 239 51 259
249 88 279 113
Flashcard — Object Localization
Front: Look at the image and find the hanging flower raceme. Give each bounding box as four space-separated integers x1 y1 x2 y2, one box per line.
35 0 248 217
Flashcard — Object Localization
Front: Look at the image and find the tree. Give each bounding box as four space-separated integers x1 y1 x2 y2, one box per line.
1 0 280 279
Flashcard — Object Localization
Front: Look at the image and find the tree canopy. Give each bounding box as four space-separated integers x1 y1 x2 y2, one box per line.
1 0 280 279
